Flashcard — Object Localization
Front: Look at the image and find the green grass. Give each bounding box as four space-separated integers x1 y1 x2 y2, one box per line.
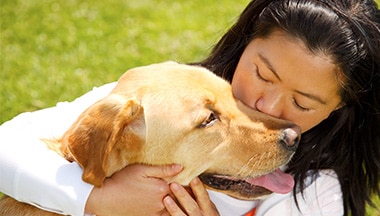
1 0 379 214
0 0 249 123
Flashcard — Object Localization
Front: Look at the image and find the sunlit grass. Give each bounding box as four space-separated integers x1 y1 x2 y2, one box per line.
0 0 248 123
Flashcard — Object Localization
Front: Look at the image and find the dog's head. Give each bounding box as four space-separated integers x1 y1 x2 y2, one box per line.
60 61 300 200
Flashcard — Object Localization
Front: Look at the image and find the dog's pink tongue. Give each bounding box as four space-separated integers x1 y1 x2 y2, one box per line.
247 168 294 194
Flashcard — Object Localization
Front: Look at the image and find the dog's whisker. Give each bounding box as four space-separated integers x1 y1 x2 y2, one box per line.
237 154 257 176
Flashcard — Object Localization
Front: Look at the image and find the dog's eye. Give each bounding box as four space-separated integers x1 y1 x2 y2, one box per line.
199 112 219 128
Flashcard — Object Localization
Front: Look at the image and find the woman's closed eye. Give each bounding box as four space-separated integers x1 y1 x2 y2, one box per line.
292 98 311 112
255 67 272 83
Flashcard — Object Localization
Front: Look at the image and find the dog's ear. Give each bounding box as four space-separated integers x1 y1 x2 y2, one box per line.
62 96 145 187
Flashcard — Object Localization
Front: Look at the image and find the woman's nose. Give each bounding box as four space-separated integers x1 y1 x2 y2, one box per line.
255 93 284 118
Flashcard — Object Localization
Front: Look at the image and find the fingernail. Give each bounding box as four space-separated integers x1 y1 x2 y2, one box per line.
171 182 181 191
191 177 201 185
163 196 175 207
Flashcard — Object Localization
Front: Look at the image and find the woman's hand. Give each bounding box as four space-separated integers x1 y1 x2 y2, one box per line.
85 163 183 216
164 177 219 216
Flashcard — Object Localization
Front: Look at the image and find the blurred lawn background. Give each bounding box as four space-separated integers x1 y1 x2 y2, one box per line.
0 0 249 123
1 0 379 215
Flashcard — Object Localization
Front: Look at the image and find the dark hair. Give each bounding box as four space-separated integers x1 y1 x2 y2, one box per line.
196 0 380 215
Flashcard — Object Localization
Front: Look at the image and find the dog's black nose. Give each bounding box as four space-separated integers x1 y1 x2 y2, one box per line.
280 125 301 151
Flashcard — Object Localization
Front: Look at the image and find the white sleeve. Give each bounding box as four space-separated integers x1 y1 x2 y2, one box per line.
255 169 344 216
0 82 116 216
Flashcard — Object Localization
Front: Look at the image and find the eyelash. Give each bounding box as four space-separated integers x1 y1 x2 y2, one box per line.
255 66 310 112
292 98 310 112
255 68 271 83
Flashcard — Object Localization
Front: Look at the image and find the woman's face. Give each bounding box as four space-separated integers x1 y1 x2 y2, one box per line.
232 30 342 132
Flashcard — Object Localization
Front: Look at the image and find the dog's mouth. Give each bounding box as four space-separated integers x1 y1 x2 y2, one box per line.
199 168 294 200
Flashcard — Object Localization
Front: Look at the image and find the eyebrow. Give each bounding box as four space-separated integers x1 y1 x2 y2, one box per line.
258 53 327 105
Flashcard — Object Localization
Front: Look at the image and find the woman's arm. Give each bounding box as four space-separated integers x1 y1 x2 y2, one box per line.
0 83 114 215
0 82 184 215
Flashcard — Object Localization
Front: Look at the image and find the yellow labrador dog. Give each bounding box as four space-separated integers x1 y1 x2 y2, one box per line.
0 62 300 215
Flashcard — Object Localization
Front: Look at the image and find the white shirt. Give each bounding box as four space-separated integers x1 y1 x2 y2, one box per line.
0 83 116 215
0 83 343 216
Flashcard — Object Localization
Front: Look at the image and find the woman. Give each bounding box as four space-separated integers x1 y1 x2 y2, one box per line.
163 0 380 215
0 0 379 216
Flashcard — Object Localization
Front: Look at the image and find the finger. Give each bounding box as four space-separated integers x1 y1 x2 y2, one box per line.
163 195 187 216
170 182 201 215
190 178 209 203
145 164 183 179
190 177 218 215
158 207 171 216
